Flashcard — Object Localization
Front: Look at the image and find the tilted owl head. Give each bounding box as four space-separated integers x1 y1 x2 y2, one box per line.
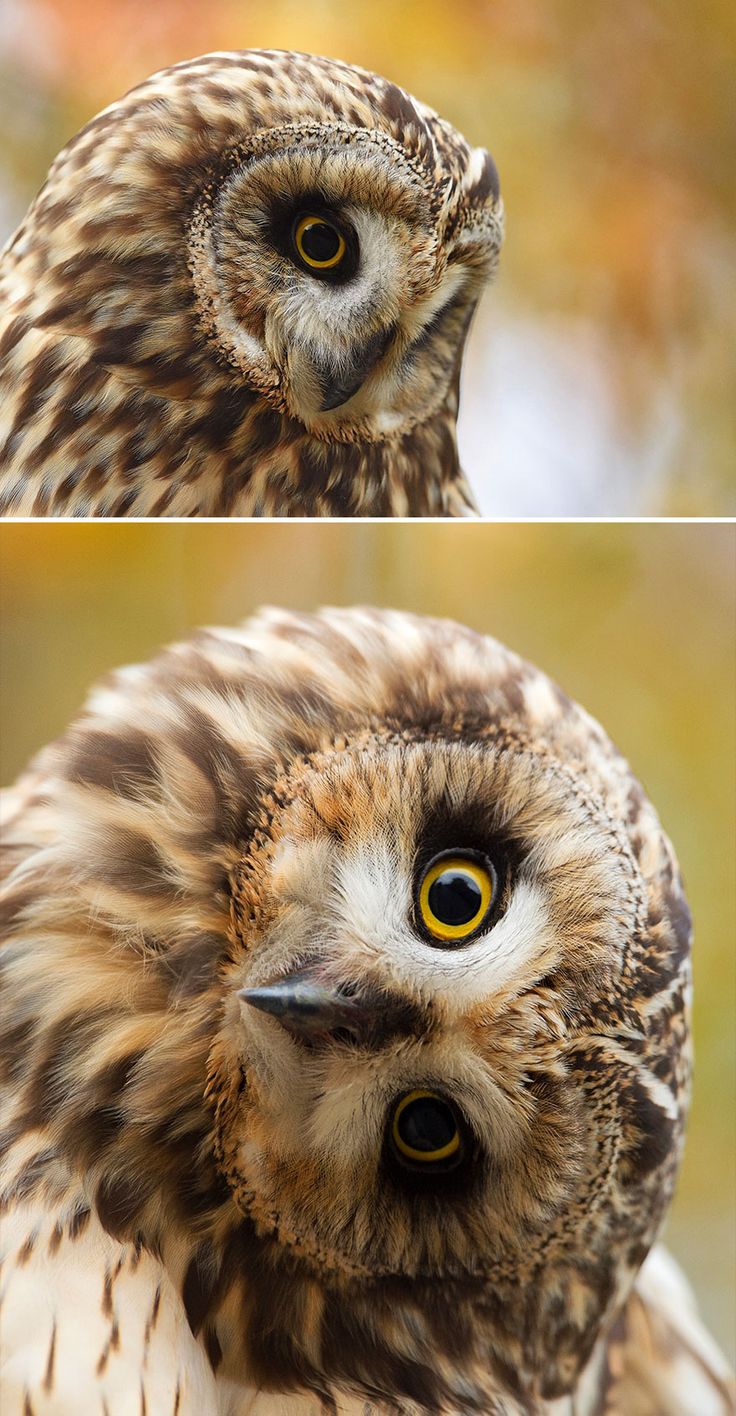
182 52 501 440
0 53 502 515
0 609 690 1409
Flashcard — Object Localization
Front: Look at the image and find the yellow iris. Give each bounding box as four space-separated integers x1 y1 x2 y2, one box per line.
418 855 494 942
293 214 346 270
391 1089 461 1164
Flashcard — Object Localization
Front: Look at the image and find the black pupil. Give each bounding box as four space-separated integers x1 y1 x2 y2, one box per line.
428 868 482 926
300 220 340 264
398 1096 456 1153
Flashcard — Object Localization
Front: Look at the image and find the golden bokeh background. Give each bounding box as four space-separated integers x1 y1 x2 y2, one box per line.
1 0 734 514
0 520 733 1355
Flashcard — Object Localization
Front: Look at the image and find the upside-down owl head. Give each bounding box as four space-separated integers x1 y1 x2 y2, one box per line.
0 53 502 516
0 609 691 1410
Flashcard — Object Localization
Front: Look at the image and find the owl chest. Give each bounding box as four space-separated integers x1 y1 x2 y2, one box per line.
0 314 465 517
225 1390 381 1415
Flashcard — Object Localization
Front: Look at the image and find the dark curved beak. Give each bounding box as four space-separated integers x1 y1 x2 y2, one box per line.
316 324 396 411
239 970 364 1042
239 968 427 1049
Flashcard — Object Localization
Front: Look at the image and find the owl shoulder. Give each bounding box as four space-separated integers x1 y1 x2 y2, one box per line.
600 1245 735 1415
0 1195 218 1415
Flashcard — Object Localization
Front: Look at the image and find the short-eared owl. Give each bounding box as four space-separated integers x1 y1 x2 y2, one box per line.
1 609 732 1413
0 53 502 518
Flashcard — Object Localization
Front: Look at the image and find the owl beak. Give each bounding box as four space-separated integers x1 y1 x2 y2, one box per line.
238 971 364 1043
316 324 396 411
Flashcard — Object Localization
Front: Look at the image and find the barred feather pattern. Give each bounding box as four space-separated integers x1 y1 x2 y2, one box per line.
0 52 502 517
1 609 733 1414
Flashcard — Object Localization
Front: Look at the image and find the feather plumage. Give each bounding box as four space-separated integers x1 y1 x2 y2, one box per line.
0 54 502 518
1 608 732 1413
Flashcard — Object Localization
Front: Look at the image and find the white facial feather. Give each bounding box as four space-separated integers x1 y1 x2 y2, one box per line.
329 844 557 1005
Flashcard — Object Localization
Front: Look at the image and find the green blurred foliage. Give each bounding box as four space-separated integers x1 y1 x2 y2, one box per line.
0 0 735 512
0 521 734 1353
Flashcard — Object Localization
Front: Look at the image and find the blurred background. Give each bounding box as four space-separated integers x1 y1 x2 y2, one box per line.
1 521 734 1354
0 0 734 515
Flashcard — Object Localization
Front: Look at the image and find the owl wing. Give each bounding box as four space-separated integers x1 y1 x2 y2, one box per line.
592 1245 735 1415
443 466 479 517
1 754 68 872
0 1194 220 1415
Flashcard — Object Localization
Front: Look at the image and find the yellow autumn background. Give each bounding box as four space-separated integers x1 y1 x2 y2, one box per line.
1 0 734 514
0 521 733 1355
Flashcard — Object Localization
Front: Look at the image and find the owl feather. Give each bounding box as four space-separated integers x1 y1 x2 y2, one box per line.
1 608 732 1413
0 53 502 518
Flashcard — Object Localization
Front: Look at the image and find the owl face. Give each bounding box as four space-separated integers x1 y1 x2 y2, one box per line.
192 123 499 440
215 732 647 1286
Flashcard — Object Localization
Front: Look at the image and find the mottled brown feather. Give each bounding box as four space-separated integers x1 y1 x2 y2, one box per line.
0 53 503 518
0 609 732 1414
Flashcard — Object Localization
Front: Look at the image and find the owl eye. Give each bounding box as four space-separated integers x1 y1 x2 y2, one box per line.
417 852 496 944
390 1089 462 1168
292 213 347 272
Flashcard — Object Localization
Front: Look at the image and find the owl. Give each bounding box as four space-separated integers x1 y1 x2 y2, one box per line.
1 607 733 1415
0 52 502 519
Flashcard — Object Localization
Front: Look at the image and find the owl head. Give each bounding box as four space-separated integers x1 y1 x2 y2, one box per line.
0 610 690 1409
15 51 502 447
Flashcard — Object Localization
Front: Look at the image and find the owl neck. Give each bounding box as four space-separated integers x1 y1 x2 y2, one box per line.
221 398 478 518
171 1214 636 1413
0 318 476 515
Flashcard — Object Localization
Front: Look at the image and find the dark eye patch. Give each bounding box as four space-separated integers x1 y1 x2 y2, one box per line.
411 799 526 943
266 192 359 284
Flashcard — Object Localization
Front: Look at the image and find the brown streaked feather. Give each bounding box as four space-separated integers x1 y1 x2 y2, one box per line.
0 53 501 518
595 1248 735 1415
1 609 731 1413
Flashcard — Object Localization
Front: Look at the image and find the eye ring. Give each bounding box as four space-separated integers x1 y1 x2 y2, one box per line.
391 1089 462 1166
417 851 496 944
293 213 347 271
